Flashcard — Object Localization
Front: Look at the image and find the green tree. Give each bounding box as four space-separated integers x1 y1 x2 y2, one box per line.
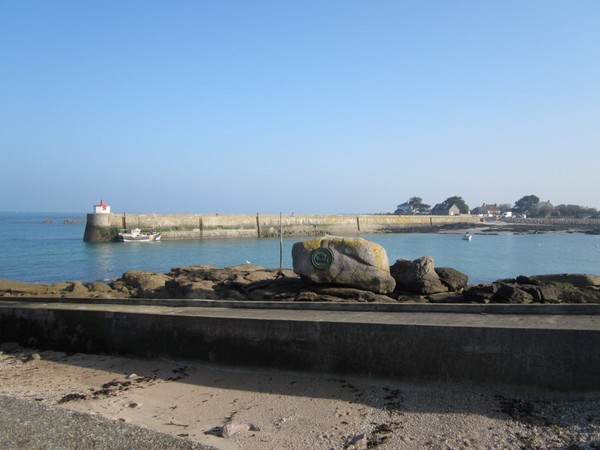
555 204 598 217
513 195 540 215
408 197 431 214
442 196 470 214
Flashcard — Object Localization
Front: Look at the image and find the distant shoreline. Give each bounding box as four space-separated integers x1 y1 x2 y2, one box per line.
437 219 600 236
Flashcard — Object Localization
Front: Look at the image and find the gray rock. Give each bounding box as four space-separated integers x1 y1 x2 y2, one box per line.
221 421 251 438
292 236 396 294
206 421 259 438
300 286 396 303
435 267 469 291
167 279 219 299
427 293 467 303
390 256 448 295
64 281 90 296
120 271 172 298
519 283 563 303
462 284 494 303
86 281 114 293
531 273 600 288
464 277 600 304
491 284 534 304
536 284 564 302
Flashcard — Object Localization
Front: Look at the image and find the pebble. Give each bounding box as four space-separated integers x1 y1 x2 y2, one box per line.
25 353 41 362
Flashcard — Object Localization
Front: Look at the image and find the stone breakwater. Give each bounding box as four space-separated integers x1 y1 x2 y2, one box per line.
83 212 481 242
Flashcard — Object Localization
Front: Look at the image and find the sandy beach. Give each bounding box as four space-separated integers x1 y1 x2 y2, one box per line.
0 342 598 449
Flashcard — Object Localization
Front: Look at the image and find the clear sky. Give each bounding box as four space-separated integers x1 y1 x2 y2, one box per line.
1 1 599 214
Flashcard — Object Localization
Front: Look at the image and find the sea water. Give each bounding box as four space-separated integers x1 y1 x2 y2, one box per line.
0 212 598 284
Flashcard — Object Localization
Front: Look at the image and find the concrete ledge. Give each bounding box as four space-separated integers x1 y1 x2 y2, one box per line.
1 299 598 391
5 297 600 315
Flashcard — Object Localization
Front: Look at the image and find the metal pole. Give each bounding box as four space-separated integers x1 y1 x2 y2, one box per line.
279 212 283 272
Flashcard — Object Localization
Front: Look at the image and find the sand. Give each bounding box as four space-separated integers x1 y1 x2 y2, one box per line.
0 343 599 449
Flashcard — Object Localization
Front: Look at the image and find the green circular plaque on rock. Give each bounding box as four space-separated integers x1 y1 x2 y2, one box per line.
311 248 333 270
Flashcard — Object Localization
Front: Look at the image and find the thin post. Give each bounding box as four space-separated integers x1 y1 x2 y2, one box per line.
279 212 283 272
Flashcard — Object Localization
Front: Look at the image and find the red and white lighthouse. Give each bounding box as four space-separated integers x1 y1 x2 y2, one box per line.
94 199 111 214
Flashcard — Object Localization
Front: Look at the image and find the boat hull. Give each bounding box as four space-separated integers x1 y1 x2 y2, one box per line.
117 228 161 242
117 234 161 242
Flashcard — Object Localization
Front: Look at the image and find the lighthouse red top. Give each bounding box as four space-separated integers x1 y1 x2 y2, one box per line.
94 199 111 213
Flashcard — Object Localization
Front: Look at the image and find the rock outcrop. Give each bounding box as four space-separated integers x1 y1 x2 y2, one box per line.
119 271 172 298
463 274 600 304
292 235 396 294
165 265 301 301
0 279 127 299
0 259 596 305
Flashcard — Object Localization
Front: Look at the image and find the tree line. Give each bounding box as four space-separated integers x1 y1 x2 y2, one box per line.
511 195 598 218
394 195 599 218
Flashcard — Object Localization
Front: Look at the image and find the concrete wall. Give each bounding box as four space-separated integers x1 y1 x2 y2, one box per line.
1 300 598 390
84 213 481 242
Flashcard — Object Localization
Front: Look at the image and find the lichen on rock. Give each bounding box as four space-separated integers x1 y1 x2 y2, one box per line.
291 235 396 294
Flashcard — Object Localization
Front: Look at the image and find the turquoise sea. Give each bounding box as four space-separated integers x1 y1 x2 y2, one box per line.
0 212 599 285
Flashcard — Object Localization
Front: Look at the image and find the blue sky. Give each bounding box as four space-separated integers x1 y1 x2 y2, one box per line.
1 1 599 213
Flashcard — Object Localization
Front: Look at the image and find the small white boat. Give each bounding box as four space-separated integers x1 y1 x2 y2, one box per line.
117 228 161 242
462 232 472 241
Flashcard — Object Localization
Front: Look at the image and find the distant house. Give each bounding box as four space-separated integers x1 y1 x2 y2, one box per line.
535 201 555 217
394 202 413 215
536 201 554 211
472 203 501 217
432 203 460 216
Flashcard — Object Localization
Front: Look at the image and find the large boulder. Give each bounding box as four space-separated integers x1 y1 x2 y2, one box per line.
390 256 449 295
292 236 396 294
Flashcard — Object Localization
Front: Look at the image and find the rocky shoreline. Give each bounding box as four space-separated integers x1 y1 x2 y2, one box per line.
388 219 600 235
1 262 598 305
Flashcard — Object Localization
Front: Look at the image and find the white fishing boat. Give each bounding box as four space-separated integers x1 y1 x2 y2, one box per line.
462 232 472 241
117 228 161 242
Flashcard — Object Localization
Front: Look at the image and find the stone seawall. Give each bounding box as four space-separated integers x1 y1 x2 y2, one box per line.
1 300 598 390
83 213 481 242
